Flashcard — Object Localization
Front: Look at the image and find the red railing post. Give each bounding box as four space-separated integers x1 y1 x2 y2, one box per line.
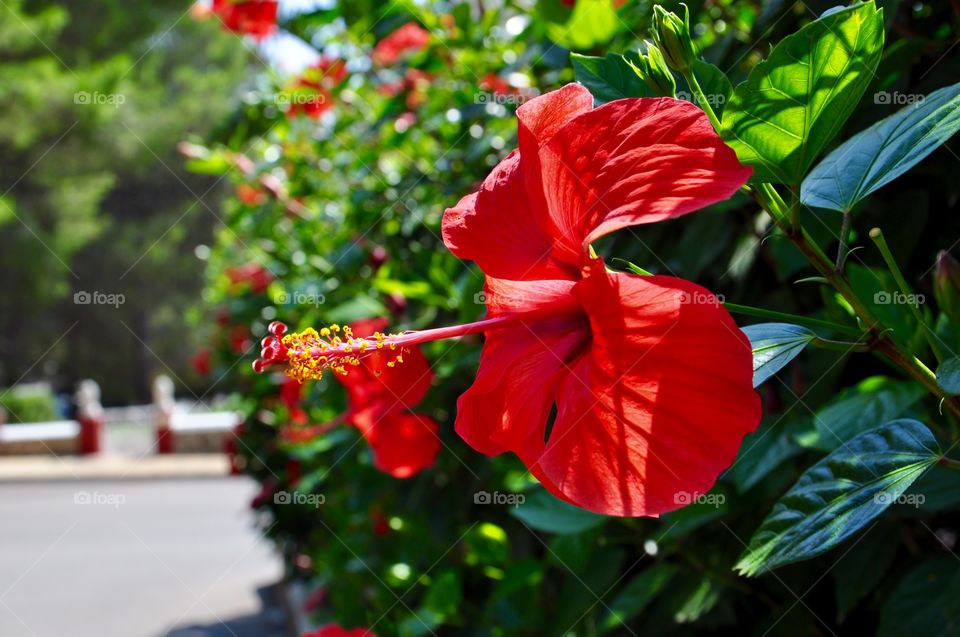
153 375 175 454
75 379 103 455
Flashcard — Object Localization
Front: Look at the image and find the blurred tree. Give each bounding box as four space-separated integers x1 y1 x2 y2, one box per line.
0 0 253 404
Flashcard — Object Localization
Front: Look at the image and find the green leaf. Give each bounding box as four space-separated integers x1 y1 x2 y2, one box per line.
813 376 924 448
598 564 676 634
422 570 462 621
878 558 960 636
721 2 884 184
735 419 939 576
511 489 607 535
742 323 817 387
936 356 960 395
687 59 733 118
802 81 960 211
571 52 652 105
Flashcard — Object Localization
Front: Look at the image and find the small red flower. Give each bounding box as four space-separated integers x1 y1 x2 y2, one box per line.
372 23 430 66
226 262 273 294
191 348 212 376
236 183 267 206
286 57 348 119
256 85 760 516
211 0 278 39
303 626 375 637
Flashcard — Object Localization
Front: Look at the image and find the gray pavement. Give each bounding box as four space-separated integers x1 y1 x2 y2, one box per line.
0 477 287 637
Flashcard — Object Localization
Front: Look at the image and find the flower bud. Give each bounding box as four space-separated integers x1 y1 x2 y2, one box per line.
652 4 697 74
934 250 960 322
632 42 676 97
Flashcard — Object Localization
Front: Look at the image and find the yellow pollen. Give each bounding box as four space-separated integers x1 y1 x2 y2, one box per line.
280 323 410 383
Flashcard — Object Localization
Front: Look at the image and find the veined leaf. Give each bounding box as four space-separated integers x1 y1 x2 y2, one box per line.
735 419 938 576
571 52 652 105
802 81 960 211
742 323 816 387
721 2 884 184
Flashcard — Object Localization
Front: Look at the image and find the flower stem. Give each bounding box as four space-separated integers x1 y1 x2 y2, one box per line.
749 181 960 420
869 227 947 363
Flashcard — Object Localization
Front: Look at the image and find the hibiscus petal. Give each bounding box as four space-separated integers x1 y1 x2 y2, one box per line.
539 97 752 254
454 278 587 457
442 151 574 281
527 265 760 517
365 413 441 479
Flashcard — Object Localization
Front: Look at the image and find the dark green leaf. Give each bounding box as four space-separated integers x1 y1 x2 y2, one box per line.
742 323 817 387
511 489 607 535
721 2 885 184
878 558 960 636
802 81 960 211
598 564 677 634
832 521 899 620
813 376 924 448
735 419 938 576
729 420 804 493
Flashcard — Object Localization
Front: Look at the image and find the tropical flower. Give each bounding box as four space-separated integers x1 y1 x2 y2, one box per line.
372 22 430 66
257 84 760 516
303 626 375 637
210 0 278 39
265 319 440 478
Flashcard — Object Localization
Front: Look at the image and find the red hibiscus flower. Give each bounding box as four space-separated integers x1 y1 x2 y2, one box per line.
256 84 760 516
303 626 375 637
211 0 278 40
372 23 430 66
286 57 348 119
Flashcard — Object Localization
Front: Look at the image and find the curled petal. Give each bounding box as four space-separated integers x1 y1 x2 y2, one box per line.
539 96 752 253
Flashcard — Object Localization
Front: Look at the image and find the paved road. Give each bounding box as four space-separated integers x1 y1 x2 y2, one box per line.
0 477 286 637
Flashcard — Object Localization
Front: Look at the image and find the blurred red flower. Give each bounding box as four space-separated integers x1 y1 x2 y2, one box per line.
372 23 430 65
226 262 273 294
191 348 212 376
258 85 759 516
210 0 278 39
287 57 348 119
